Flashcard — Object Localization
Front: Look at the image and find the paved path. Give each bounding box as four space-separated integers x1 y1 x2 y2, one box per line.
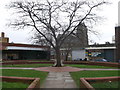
0 67 34 70
41 72 77 88
34 66 120 72
34 66 82 72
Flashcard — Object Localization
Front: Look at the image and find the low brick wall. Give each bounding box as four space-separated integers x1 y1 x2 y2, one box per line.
63 61 120 68
27 78 40 89
1 76 40 89
87 61 120 68
80 76 120 90
2 61 54 65
63 61 120 67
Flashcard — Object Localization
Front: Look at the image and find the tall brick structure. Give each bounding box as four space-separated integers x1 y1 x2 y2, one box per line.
115 26 120 62
61 23 88 49
0 32 9 43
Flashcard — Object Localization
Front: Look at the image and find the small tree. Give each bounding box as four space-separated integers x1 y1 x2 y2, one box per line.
9 0 108 67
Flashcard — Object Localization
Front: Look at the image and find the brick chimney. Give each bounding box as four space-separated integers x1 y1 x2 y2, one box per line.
1 32 5 38
0 32 9 43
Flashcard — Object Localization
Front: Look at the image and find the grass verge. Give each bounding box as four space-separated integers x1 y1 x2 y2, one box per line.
2 64 52 68
65 64 118 69
2 69 48 86
70 70 120 88
91 81 120 88
2 81 29 88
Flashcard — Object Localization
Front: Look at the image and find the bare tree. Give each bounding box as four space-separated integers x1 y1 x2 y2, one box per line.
8 0 108 67
31 32 51 46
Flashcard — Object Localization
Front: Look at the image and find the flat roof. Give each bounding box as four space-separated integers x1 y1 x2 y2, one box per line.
7 46 45 51
1 43 50 51
86 47 116 50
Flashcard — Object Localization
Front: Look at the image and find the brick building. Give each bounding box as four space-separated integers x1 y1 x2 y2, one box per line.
0 32 50 60
61 23 88 49
115 26 120 62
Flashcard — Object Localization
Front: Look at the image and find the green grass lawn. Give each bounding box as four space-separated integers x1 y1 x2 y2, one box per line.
2 63 118 69
2 64 53 68
28 60 53 62
70 70 120 88
65 64 118 69
91 81 120 88
2 82 29 89
2 60 52 63
2 69 48 87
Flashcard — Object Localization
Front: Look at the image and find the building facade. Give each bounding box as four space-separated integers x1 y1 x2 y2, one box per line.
1 32 50 60
86 43 116 62
115 26 120 62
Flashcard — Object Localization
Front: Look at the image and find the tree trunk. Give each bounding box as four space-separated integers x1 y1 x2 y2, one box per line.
65 52 69 61
54 47 62 67
65 50 71 61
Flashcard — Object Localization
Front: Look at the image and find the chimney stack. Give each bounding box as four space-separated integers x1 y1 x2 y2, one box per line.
1 32 5 38
0 32 9 43
115 26 120 62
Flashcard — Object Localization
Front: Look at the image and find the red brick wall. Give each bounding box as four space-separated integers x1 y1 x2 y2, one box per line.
115 26 120 62
80 76 120 89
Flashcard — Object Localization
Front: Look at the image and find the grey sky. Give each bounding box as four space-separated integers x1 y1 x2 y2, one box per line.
0 0 119 44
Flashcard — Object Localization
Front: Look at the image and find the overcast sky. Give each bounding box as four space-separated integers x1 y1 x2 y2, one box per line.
0 0 119 44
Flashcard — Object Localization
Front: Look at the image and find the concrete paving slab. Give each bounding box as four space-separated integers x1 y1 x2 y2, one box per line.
41 72 77 88
48 75 55 77
65 80 74 83
64 77 72 79
64 83 77 88
52 81 65 84
46 78 56 80
64 74 71 76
